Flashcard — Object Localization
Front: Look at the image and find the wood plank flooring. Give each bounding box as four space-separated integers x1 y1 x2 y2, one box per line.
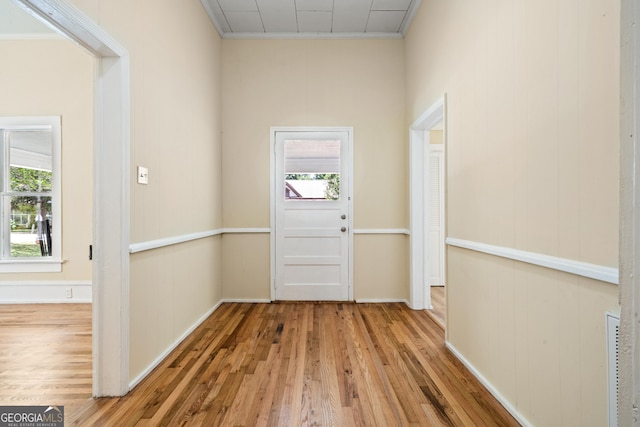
427 286 446 327
0 303 92 415
1 302 519 426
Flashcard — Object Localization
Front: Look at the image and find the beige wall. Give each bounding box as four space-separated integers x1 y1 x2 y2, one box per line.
221 39 407 300
354 235 409 301
0 39 93 281
405 0 619 425
429 129 443 145
130 237 221 377
222 234 270 300
66 0 224 381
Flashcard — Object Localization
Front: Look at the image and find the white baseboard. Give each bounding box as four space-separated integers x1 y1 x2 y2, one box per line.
221 298 272 303
220 299 413 305
355 298 409 305
128 300 224 390
445 341 533 427
0 280 92 303
222 299 411 305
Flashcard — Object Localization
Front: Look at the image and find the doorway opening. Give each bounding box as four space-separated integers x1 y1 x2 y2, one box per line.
410 97 447 328
14 0 131 397
426 127 446 326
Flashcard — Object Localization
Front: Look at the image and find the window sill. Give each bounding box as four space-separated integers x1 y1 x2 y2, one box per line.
0 259 62 273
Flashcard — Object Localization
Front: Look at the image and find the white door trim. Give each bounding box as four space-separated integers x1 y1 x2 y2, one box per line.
15 0 131 397
619 0 639 423
409 96 445 310
270 126 354 301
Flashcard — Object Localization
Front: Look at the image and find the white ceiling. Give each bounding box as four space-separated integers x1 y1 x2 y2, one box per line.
2 0 421 39
200 0 422 38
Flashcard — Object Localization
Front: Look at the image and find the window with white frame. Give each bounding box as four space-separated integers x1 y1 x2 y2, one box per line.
0 117 61 272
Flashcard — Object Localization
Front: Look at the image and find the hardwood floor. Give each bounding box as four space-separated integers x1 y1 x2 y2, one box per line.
427 286 446 327
0 304 92 414
1 302 518 426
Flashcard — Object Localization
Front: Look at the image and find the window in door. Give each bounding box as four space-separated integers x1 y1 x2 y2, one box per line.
284 139 341 200
0 117 61 272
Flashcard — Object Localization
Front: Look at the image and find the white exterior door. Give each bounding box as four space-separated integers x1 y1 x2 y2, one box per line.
273 129 352 301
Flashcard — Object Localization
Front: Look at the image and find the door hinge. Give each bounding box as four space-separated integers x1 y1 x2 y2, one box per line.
89 244 93 260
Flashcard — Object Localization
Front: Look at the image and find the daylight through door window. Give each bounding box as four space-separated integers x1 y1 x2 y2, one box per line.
0 119 59 261
284 139 341 200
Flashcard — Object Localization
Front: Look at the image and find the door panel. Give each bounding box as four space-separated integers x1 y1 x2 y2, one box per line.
274 130 351 301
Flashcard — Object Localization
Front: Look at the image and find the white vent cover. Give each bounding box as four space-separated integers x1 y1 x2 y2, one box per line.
606 312 620 427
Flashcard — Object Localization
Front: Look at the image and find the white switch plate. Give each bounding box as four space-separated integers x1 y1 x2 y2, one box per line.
137 166 149 185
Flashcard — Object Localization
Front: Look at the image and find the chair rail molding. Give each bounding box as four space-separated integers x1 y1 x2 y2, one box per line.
446 237 619 285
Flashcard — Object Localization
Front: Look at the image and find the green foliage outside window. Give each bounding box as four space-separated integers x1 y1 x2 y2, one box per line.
11 166 52 192
285 173 340 200
10 167 52 229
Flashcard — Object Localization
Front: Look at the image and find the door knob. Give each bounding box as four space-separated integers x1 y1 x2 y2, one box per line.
341 227 347 232
341 214 347 219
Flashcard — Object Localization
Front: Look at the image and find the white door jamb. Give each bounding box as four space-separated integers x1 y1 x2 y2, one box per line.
15 0 131 397
409 97 445 310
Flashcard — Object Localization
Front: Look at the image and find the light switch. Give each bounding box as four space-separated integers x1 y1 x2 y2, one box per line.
137 166 149 185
